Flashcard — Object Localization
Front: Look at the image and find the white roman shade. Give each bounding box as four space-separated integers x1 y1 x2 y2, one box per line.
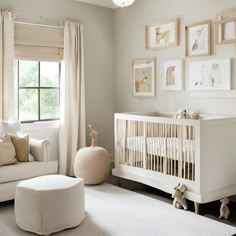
15 22 64 61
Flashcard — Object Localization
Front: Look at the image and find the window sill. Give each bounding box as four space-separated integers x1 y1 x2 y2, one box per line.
22 120 60 131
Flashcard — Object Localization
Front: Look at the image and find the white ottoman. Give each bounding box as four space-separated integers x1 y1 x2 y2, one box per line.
15 175 84 235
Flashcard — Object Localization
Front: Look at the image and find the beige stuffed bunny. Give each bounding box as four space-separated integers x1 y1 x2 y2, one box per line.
219 196 230 220
172 183 188 210
88 125 98 147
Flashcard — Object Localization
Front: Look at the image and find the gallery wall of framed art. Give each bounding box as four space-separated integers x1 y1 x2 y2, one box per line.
130 7 236 99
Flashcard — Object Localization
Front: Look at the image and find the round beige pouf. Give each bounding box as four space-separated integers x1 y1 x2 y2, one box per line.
74 146 110 184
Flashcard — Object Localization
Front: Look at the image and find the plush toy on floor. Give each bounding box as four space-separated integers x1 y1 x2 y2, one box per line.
174 109 187 119
172 183 188 210
219 196 230 220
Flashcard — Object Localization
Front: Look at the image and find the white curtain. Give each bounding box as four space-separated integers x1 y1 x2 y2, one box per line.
0 10 15 120
59 21 86 176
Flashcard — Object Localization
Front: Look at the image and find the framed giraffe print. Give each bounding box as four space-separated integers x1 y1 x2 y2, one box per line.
146 18 180 50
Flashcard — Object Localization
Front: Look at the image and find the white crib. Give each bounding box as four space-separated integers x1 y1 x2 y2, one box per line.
112 111 236 212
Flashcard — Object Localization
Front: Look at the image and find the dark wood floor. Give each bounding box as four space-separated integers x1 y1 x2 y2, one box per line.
107 175 236 228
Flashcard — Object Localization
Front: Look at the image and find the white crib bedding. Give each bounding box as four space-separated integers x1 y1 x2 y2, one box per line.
122 136 195 157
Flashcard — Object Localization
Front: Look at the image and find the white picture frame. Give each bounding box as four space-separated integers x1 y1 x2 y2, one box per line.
160 60 183 90
132 58 156 97
188 58 231 90
185 20 211 57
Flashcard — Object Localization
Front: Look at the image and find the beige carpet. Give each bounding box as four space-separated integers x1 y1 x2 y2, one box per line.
0 183 235 236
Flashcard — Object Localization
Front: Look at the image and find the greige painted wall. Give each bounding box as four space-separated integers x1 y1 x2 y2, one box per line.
113 0 236 115
2 0 236 159
0 0 114 154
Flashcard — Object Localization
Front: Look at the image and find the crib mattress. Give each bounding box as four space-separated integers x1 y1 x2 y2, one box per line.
122 136 195 157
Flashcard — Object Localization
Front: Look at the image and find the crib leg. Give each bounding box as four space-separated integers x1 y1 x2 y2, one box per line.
194 202 199 214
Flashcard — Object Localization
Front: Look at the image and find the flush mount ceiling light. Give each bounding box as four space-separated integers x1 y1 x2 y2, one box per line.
112 0 136 8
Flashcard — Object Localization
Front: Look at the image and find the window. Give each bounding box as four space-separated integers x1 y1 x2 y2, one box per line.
17 60 60 122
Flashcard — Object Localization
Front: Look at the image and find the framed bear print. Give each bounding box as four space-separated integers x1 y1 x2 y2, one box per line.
132 58 156 97
160 59 183 90
185 20 211 57
146 18 180 50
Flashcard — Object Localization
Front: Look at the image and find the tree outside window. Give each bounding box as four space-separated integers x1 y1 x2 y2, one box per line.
18 60 60 122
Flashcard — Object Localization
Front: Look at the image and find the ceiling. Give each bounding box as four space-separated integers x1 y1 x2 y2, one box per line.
74 0 118 9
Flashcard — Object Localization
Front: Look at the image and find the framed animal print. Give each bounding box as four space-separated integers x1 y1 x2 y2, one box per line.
132 58 156 97
215 8 236 45
160 60 183 90
185 20 211 57
146 18 180 50
188 58 231 90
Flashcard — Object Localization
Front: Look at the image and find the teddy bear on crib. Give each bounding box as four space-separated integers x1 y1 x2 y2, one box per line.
174 109 199 120
219 196 230 220
172 183 188 210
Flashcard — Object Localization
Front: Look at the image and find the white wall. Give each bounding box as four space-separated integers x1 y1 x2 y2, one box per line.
2 0 236 161
0 0 114 156
113 0 236 115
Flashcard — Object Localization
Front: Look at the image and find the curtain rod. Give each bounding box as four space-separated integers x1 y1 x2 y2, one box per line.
0 9 14 13
15 21 64 29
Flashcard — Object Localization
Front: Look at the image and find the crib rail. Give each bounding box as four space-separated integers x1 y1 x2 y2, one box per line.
115 115 198 181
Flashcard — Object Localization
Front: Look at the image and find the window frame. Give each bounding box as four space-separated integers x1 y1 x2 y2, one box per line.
17 60 61 123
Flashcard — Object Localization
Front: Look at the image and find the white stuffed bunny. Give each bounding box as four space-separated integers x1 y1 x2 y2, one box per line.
219 196 230 220
174 109 187 119
172 183 188 210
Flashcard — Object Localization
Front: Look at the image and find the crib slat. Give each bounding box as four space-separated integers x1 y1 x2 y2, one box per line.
151 122 155 170
183 129 187 179
134 120 136 168
143 122 147 169
193 126 195 181
171 124 173 176
188 129 190 180
155 123 158 172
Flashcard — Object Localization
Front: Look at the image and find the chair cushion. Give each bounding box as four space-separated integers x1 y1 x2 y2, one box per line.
0 136 17 167
0 161 58 184
10 135 29 162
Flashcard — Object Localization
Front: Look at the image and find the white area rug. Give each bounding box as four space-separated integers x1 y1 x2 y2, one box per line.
0 183 235 236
